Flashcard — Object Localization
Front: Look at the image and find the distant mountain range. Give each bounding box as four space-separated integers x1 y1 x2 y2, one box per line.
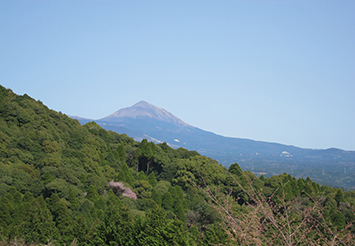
71 101 355 189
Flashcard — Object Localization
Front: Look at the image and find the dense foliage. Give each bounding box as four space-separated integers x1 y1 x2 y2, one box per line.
0 85 354 245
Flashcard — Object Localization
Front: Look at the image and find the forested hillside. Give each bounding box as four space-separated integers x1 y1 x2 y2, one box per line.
72 101 355 190
0 85 354 245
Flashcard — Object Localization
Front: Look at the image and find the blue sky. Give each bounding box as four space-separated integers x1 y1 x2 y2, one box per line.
1 0 354 150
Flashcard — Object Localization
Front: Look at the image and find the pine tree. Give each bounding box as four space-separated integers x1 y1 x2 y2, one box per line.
86 185 99 202
68 188 79 210
168 186 178 201
47 193 74 244
132 147 142 173
335 189 345 207
117 169 127 183
140 139 154 174
203 224 228 246
20 196 58 244
106 151 118 169
298 178 306 195
290 177 300 196
148 172 158 187
107 189 122 208
91 206 135 245
138 205 190 245
259 175 265 181
162 192 173 210
174 201 186 223
331 211 346 230
0 196 12 238
121 162 134 186
72 215 89 244
151 189 162 207
175 186 188 210
117 142 127 164
138 171 148 181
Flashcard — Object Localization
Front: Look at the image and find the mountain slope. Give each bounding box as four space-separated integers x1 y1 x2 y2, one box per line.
2 85 354 244
73 101 355 189
0 85 235 243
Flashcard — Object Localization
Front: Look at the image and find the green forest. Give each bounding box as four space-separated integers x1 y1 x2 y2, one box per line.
0 85 354 245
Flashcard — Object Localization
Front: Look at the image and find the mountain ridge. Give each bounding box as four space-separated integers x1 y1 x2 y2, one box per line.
1 85 354 243
71 100 355 189
72 100 352 152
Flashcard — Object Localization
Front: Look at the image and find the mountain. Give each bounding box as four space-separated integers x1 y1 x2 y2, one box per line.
72 101 355 189
0 85 240 243
101 101 190 127
2 85 354 244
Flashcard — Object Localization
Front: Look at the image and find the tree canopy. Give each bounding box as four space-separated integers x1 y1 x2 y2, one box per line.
0 85 354 245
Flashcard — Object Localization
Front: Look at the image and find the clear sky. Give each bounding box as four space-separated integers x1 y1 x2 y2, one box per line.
1 0 354 151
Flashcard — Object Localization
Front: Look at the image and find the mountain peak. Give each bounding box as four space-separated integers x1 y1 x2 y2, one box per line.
99 101 190 127
132 100 154 108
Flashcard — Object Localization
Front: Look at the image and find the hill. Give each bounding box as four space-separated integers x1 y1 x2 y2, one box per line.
73 101 355 190
0 85 221 244
1 85 354 245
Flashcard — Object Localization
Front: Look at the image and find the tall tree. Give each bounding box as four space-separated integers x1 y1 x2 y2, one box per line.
117 142 127 164
148 172 158 187
91 206 135 245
